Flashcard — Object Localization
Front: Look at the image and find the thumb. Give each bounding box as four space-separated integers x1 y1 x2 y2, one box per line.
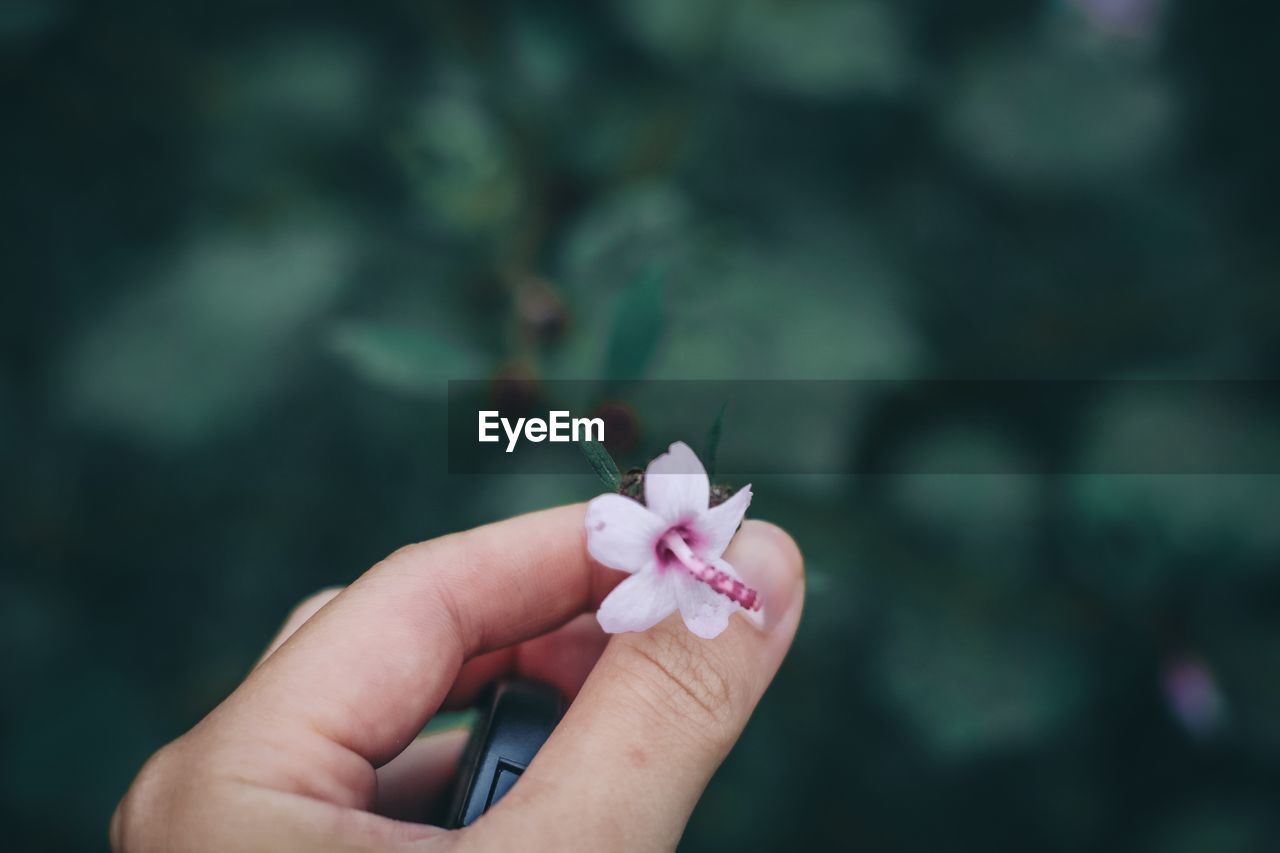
461 520 805 852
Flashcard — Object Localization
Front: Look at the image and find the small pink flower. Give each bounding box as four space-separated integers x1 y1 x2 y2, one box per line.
1162 654 1227 738
586 441 762 639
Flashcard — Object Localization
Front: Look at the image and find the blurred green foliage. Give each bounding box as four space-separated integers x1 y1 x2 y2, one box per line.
4 0 1280 850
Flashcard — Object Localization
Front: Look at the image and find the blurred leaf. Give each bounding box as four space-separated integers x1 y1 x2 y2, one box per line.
613 0 732 63
1068 386 1280 599
947 23 1173 186
561 184 693 299
328 322 488 395
397 87 521 233
616 0 908 97
579 438 622 491
649 216 922 380
884 425 1039 573
725 0 908 98
603 266 665 382
221 33 373 133
1070 0 1165 38
61 222 354 444
875 610 1089 757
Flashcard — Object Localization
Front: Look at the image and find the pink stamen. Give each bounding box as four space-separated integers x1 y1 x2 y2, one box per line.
661 531 762 612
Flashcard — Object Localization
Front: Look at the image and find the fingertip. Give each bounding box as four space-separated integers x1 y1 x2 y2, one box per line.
739 520 804 579
726 520 804 633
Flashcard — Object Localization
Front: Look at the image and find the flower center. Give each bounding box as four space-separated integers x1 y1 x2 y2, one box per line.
659 530 762 612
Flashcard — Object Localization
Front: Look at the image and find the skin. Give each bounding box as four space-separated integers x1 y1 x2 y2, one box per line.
110 504 805 852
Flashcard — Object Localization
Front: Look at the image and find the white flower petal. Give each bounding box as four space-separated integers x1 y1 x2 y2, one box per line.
596 568 679 634
714 557 765 626
586 494 667 573
644 441 710 525
694 483 752 560
675 572 737 639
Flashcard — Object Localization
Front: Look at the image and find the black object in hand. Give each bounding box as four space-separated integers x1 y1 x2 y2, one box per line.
445 679 564 829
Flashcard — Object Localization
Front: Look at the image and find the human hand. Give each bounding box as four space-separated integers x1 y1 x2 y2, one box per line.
110 504 804 852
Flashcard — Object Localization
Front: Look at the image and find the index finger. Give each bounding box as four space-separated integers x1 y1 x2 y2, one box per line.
216 504 616 773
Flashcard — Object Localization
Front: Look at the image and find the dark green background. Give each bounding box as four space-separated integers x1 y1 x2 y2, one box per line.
4 1 1280 850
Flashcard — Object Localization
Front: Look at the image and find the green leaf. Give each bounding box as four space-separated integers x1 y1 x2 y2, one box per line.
328 322 487 395
603 266 665 382
64 224 354 445
579 439 622 491
703 401 727 479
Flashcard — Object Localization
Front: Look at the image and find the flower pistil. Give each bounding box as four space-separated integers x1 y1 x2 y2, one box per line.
660 530 762 612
